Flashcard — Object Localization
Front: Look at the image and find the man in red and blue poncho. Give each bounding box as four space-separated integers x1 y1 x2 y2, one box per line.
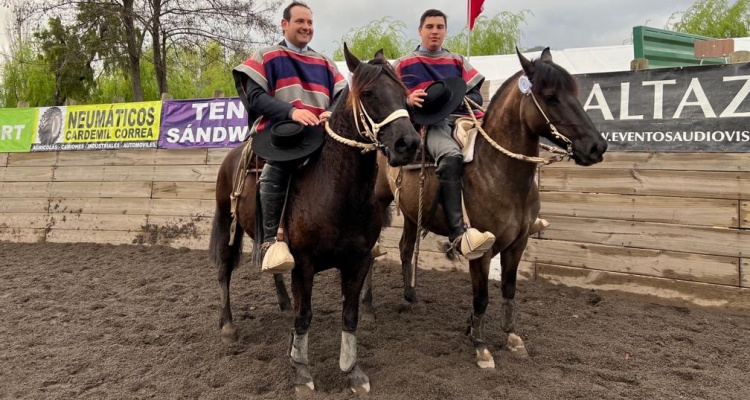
233 1 347 273
393 9 495 260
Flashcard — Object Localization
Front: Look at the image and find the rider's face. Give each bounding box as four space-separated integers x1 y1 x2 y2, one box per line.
282 6 314 49
419 16 446 51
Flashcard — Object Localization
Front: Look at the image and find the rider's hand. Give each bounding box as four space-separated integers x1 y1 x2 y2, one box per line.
319 111 332 125
291 108 320 125
408 89 427 108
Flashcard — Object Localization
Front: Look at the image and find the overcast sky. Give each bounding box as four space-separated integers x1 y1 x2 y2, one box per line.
1 1 699 57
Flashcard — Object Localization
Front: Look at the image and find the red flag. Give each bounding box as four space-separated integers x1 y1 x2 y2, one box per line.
467 0 485 31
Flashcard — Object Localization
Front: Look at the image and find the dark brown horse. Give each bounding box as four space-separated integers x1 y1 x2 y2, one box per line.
365 48 608 368
209 45 420 393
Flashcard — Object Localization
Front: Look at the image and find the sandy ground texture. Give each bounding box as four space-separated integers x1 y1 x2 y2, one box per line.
1 241 749 400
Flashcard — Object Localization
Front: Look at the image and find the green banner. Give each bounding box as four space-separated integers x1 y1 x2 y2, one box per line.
0 108 37 152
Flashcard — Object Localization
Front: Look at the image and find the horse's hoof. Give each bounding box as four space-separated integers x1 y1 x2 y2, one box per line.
347 364 370 394
220 323 238 344
294 381 315 396
404 288 418 303
476 348 495 369
507 333 528 359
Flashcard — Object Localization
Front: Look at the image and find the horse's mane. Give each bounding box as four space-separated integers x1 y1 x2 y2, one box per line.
345 57 408 111
484 57 578 122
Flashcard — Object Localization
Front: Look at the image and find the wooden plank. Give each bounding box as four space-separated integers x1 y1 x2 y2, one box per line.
539 215 750 258
0 153 8 167
539 191 740 228
53 165 219 182
206 148 233 165
48 198 215 217
55 149 208 166
0 166 55 182
0 181 152 198
152 182 215 200
524 239 739 286
49 181 153 198
742 201 748 229
6 152 57 167
0 213 50 229
540 168 750 200
536 263 750 310
742 259 749 288
46 229 140 245
0 198 48 213
0 227 46 243
146 216 212 236
48 213 148 231
542 152 750 172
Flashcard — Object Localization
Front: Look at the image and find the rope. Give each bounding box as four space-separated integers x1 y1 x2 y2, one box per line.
463 97 570 165
411 126 427 288
228 140 255 245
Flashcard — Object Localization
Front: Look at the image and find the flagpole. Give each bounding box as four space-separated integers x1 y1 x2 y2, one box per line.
467 0 472 60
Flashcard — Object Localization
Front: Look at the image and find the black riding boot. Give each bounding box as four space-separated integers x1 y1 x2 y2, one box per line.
436 156 496 260
258 162 295 273
436 156 467 243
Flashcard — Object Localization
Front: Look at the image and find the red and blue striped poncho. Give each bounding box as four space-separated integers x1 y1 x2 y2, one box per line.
234 44 347 135
393 48 485 119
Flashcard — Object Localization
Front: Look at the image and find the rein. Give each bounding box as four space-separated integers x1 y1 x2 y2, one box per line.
323 102 409 154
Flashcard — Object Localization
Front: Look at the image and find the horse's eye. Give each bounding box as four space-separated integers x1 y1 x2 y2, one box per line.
362 91 373 98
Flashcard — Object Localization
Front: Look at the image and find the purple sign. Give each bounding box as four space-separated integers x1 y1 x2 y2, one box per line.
158 98 249 149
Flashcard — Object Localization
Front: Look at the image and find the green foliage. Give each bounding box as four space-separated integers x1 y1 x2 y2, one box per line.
333 17 417 61
0 39 55 108
669 0 750 38
444 11 531 56
34 17 96 105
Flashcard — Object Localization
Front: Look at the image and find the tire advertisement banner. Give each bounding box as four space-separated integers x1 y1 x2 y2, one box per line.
30 102 162 152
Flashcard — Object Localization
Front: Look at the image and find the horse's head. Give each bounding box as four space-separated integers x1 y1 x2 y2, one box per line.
342 44 419 166
515 47 607 166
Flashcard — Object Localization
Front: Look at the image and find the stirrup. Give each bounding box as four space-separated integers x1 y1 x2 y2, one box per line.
454 228 495 261
528 218 550 235
260 241 295 274
370 243 387 259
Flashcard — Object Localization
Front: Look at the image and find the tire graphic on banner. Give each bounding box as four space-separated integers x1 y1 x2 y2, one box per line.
37 107 64 145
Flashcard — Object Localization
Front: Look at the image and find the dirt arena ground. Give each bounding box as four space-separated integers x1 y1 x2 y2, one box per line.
1 241 749 399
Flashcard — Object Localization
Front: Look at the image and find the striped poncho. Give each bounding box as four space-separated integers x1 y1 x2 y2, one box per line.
234 43 347 135
393 48 485 119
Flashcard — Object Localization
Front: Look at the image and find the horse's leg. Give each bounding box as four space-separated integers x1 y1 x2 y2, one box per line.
499 235 530 358
272 273 292 313
209 208 244 344
360 263 376 322
340 256 372 394
288 260 315 394
466 252 495 368
400 216 419 303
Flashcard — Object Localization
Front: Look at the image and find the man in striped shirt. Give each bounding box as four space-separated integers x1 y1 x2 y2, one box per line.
393 9 495 260
233 1 347 273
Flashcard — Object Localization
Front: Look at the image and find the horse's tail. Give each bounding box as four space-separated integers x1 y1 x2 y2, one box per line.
380 203 393 228
208 204 244 270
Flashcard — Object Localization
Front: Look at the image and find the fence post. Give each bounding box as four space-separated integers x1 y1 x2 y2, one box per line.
17 100 29 108
729 51 750 64
630 58 649 71
213 90 225 98
161 92 173 101
112 96 125 103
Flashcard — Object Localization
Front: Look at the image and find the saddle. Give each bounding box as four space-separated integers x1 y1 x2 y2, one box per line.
403 117 481 170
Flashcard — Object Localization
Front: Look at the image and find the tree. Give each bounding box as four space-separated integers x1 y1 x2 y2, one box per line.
668 0 750 38
34 17 95 105
0 35 55 107
333 17 416 61
443 11 531 56
6 0 280 100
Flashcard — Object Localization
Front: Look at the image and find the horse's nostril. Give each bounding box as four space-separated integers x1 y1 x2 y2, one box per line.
394 138 407 153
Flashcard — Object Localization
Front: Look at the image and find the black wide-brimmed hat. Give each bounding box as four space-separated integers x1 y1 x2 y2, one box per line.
412 76 468 126
251 120 326 162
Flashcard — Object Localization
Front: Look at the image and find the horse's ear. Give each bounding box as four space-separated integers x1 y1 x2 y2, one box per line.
540 47 553 63
373 48 385 61
344 43 361 73
516 46 535 78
